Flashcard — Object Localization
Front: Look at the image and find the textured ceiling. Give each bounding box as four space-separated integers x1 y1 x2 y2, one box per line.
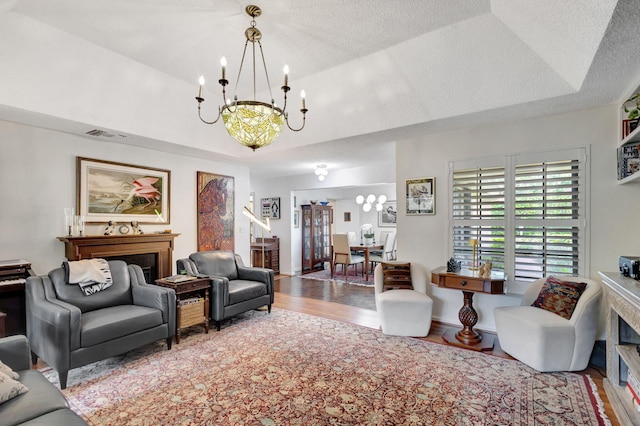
1 0 640 181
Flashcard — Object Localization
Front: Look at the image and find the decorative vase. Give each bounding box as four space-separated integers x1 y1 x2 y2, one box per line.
364 237 374 246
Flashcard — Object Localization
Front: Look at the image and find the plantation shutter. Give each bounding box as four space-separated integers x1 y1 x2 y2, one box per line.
450 148 587 293
513 159 581 281
452 166 506 272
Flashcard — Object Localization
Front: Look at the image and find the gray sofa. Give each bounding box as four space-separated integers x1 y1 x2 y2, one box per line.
177 250 274 330
0 335 87 426
26 261 176 389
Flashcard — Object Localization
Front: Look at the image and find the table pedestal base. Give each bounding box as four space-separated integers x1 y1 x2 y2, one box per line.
441 290 495 352
441 329 495 352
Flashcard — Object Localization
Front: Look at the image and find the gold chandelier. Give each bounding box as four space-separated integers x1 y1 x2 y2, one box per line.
195 5 308 151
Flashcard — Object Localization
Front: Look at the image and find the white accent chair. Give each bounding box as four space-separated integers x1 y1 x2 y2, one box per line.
493 276 602 372
374 262 434 337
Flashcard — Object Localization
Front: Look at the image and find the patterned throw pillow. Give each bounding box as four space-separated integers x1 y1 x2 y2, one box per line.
0 370 28 405
381 262 413 291
0 360 18 380
531 276 588 320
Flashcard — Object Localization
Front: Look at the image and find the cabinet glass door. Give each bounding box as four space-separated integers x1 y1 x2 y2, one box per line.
302 208 312 261
313 208 323 259
321 208 331 258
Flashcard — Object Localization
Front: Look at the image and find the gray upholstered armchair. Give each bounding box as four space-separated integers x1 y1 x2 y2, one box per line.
26 260 176 389
177 250 274 331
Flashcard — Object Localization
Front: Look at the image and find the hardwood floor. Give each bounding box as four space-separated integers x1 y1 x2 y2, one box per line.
274 274 619 425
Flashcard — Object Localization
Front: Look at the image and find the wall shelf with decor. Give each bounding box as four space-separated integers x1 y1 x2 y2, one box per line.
617 84 640 184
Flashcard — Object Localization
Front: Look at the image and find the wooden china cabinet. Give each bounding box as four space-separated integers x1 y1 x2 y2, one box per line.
301 204 332 274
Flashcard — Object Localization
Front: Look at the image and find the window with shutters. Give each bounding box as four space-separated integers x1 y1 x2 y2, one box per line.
451 166 506 272
449 148 588 294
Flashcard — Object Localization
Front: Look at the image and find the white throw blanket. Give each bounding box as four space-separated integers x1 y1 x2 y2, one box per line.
63 258 113 296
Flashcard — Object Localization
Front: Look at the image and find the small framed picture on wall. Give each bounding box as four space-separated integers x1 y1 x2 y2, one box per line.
261 197 281 219
293 210 300 228
378 201 397 227
344 212 351 222
406 177 435 215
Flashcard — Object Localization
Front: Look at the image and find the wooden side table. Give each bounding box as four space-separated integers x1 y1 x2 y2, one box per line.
154 277 210 343
431 266 505 351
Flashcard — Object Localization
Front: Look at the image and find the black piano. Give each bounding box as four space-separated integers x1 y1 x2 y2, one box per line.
0 259 35 337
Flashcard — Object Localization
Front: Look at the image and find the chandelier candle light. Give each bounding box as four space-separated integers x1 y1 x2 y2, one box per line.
195 5 308 151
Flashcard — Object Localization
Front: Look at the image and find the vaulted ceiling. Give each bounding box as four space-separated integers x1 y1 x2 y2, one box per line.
1 0 639 180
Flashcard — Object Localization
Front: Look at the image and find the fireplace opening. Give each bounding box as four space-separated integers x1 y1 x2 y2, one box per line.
104 253 158 283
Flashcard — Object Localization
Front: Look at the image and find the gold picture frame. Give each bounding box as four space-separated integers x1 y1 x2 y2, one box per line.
77 157 170 224
406 177 435 215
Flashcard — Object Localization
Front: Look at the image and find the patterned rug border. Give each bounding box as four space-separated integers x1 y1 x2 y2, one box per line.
584 375 611 425
43 308 611 426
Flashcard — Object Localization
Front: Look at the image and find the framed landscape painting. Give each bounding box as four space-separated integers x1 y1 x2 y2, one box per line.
406 177 435 215
77 157 170 223
197 172 235 252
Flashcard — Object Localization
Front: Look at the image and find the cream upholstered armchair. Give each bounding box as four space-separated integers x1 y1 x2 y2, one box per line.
374 262 433 337
493 276 602 372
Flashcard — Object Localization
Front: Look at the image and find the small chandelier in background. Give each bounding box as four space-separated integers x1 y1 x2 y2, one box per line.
356 194 387 212
314 164 328 181
195 5 308 151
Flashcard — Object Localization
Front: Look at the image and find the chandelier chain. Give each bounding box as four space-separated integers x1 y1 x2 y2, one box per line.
258 42 276 107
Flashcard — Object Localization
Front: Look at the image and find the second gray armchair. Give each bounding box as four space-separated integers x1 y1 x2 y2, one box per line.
177 250 274 331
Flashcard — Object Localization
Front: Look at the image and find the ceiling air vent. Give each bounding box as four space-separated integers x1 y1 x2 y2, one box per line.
85 129 115 137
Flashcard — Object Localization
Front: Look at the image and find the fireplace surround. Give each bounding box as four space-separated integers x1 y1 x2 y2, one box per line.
58 234 180 282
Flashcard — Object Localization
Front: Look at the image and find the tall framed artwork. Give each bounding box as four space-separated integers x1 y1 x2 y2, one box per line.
77 157 170 223
378 200 397 227
261 197 281 219
406 177 435 215
197 172 234 252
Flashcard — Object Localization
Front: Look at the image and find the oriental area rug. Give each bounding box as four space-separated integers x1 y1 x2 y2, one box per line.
42 309 610 425
303 266 374 286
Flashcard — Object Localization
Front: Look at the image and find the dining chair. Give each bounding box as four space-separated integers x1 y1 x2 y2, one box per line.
347 231 358 246
332 234 365 282
390 232 397 260
369 232 396 271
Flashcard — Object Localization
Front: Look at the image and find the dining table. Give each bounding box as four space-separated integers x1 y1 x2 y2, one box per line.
350 244 383 281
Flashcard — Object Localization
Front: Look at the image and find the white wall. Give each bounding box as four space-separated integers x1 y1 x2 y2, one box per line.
0 120 251 275
396 104 625 334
